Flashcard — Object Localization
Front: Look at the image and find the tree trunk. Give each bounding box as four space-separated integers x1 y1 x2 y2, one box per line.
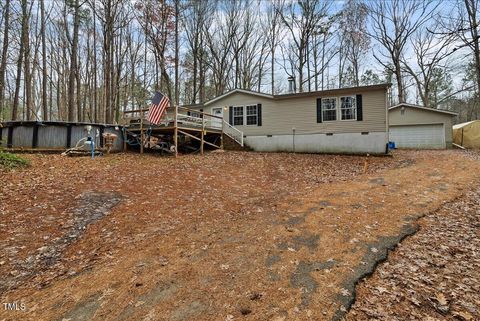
465 0 480 100
199 46 205 103
395 59 405 103
0 0 11 120
76 54 82 122
12 0 29 121
192 41 198 103
104 0 113 123
24 21 32 120
271 45 275 94
298 46 304 93
40 0 48 120
93 0 98 123
306 42 311 92
67 0 80 122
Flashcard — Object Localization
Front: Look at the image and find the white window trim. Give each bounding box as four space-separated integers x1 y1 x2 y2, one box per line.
211 107 223 119
232 106 244 126
321 97 338 122
211 107 223 128
245 104 258 126
340 96 357 121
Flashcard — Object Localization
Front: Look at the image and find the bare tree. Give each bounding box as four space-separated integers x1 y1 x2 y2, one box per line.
339 0 370 87
440 0 480 99
135 0 174 101
184 0 209 103
40 0 48 120
265 0 284 94
462 0 480 97
0 0 11 120
203 0 237 96
368 0 439 103
279 0 330 92
401 23 456 108
12 0 31 120
66 0 81 121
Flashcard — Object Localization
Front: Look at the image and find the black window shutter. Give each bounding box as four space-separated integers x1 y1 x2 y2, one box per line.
187 111 191 116
356 94 363 121
200 109 203 118
229 106 233 125
316 98 322 123
257 103 262 126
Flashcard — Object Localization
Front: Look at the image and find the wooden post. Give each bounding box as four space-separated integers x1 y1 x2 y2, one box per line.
220 118 224 149
123 127 127 152
173 105 178 158
201 119 205 155
363 154 369 173
122 111 127 152
140 109 144 154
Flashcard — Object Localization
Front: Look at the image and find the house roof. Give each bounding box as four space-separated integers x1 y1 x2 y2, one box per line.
204 89 274 106
389 103 458 116
274 83 392 99
202 83 392 106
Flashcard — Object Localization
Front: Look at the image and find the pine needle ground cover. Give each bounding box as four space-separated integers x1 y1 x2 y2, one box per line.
0 150 479 321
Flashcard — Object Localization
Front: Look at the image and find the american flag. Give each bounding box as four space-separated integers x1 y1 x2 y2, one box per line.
147 91 170 125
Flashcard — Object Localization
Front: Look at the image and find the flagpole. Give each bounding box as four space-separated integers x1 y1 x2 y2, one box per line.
174 104 178 158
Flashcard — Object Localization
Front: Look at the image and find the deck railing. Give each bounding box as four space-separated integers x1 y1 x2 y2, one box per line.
176 113 205 127
122 107 221 130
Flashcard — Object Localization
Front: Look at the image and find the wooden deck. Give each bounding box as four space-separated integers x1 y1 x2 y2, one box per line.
122 105 229 156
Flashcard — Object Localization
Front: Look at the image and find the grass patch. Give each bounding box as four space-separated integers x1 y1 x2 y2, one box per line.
0 151 30 170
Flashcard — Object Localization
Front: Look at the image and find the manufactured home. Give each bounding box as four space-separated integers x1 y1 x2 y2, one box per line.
189 84 391 154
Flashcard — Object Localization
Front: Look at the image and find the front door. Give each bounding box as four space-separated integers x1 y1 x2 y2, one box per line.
211 107 223 128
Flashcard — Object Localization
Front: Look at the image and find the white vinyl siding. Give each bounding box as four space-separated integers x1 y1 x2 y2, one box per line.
196 89 387 135
389 106 454 148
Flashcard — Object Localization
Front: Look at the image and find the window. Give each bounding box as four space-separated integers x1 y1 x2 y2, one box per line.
322 98 337 121
246 105 258 125
190 111 201 118
340 96 357 120
233 106 244 126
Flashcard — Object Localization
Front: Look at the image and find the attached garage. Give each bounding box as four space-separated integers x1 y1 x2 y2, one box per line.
389 103 457 149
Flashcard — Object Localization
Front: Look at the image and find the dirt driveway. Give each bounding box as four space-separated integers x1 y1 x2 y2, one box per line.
1 150 479 321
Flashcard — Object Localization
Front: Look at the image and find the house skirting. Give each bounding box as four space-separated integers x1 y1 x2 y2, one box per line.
244 132 388 154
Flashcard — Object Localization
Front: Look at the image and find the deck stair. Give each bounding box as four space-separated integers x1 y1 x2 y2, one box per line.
223 120 243 147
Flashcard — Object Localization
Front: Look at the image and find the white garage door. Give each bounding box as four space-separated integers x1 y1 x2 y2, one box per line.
389 124 445 149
